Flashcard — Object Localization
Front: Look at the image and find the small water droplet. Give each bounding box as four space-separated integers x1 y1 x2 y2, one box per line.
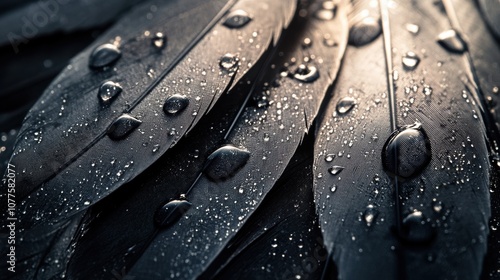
382 123 431 179
163 95 189 115
328 165 344 175
302 37 312 48
336 97 356 115
324 154 335 162
154 200 192 228
293 64 319 83
405 23 420 34
437 29 467 53
223 9 252 28
204 145 250 181
89 43 121 69
401 211 435 244
152 32 166 49
98 81 122 104
402 51 420 70
315 1 337 20
432 200 443 213
363 205 379 227
423 85 433 96
107 114 142 140
330 185 337 193
220 53 239 72
349 17 381 46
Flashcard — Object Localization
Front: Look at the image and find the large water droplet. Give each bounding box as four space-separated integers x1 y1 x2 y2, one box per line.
163 95 189 115
402 51 420 70
107 114 142 140
437 29 467 54
401 211 435 244
349 17 381 46
204 145 250 181
336 97 356 115
363 205 379 227
152 32 166 49
220 53 239 72
223 9 252 28
382 123 432 179
98 81 122 104
328 165 344 175
89 43 121 69
293 64 319 83
154 200 192 228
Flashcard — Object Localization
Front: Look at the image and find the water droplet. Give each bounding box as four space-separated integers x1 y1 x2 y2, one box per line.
330 185 337 193
89 43 121 69
437 29 467 53
328 166 344 175
107 114 142 140
293 64 319 83
220 53 239 72
98 81 122 104
315 1 337 20
152 32 166 49
405 23 420 34
163 95 189 115
204 145 250 181
432 200 443 213
402 51 420 70
336 97 356 115
349 17 381 46
302 37 312 48
363 205 379 227
382 123 432 179
154 200 192 228
324 154 335 162
423 85 433 96
223 9 252 28
401 211 435 244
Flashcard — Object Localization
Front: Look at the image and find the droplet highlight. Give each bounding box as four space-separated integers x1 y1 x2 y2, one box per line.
152 32 166 49
89 43 121 69
154 200 192 228
223 9 252 28
163 95 189 115
98 81 122 104
220 53 239 72
293 64 319 83
402 51 420 70
107 114 142 140
382 123 432 179
328 166 344 175
204 145 250 181
315 1 337 20
363 205 379 227
349 17 381 46
437 29 467 54
401 211 435 244
336 97 356 115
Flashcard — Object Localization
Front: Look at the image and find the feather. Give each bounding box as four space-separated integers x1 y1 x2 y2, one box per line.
9 0 296 234
63 0 348 278
313 0 492 279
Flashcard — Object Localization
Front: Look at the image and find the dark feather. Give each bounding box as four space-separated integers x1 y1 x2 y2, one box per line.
10 0 298 233
313 0 492 279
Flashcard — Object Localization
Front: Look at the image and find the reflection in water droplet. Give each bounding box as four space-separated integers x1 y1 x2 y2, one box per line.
402 51 420 70
107 114 142 140
401 211 435 244
432 200 443 213
293 64 319 83
349 17 381 46
223 9 252 28
220 53 239 72
336 97 356 115
328 165 344 175
204 145 250 181
152 32 166 49
98 81 122 104
324 154 335 162
154 200 192 228
163 95 189 115
405 23 420 34
423 85 433 96
437 29 467 53
363 205 379 227
89 43 121 69
382 123 432 179
302 37 312 48
330 185 337 193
